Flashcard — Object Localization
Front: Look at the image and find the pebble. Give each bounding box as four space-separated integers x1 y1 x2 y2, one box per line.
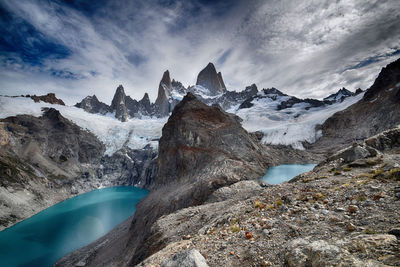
262 229 270 236
335 207 345 212
348 205 358 214
346 222 356 232
321 209 329 215
245 232 253 239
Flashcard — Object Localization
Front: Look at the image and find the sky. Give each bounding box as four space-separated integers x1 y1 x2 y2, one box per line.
0 0 399 105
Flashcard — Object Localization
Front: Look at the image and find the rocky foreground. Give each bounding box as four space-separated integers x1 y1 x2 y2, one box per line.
138 128 400 267
56 93 399 267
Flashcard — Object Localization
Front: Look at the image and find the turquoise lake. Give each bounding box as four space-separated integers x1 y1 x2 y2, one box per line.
0 186 148 267
261 164 316 184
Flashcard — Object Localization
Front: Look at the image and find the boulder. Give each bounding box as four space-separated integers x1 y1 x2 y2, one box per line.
161 249 209 267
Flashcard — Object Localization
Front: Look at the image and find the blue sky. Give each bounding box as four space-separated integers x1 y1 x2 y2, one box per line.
0 0 399 105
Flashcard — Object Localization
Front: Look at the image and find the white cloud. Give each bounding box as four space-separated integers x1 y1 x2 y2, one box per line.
0 0 399 104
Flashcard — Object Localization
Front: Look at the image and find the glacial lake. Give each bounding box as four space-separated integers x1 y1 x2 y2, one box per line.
261 164 316 184
0 186 148 267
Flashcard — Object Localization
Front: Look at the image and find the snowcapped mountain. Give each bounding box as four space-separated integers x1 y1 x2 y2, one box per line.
323 87 355 103
0 62 366 154
0 96 167 156
231 89 364 149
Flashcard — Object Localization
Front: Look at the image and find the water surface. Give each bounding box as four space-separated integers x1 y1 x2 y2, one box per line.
0 186 148 267
261 164 316 184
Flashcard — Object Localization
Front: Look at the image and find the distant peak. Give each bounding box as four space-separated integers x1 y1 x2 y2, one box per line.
196 62 226 95
162 70 170 80
116 85 125 94
141 93 150 102
206 62 216 69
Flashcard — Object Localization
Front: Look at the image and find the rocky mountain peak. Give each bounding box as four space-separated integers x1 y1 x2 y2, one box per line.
323 87 354 103
140 93 150 104
155 70 174 117
160 70 172 87
363 57 400 101
263 87 286 96
156 92 265 187
111 85 129 122
245 84 258 93
196 62 227 96
42 107 64 123
74 94 111 115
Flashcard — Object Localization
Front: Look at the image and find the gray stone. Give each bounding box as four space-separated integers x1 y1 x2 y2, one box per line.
161 249 209 267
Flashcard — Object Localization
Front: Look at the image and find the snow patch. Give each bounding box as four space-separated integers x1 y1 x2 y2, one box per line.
234 93 364 150
0 96 167 155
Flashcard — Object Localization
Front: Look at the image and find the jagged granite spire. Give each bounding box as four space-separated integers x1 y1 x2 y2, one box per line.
111 85 129 122
155 70 173 117
196 62 226 95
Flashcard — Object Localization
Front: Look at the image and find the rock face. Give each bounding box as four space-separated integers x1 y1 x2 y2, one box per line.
29 93 65 105
110 85 129 122
155 92 266 187
196 63 226 95
155 70 173 117
313 57 400 152
74 95 111 115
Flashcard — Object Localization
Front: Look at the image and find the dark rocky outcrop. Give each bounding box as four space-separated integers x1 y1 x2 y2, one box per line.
313 57 400 152
363 58 400 101
196 63 226 95
74 95 111 115
110 85 129 122
2 108 105 169
29 93 65 105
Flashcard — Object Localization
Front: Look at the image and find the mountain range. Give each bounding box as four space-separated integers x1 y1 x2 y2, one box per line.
0 57 399 266
74 62 360 122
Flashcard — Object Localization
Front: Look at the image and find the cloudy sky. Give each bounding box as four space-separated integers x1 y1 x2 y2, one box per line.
0 0 399 105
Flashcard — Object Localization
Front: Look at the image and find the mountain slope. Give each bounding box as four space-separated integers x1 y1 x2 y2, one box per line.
0 106 160 230
313 57 400 152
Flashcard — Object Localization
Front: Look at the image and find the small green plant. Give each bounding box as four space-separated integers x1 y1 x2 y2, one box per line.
313 192 325 200
343 166 352 172
364 228 377 235
355 195 367 202
275 198 283 206
254 200 263 209
230 225 240 233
